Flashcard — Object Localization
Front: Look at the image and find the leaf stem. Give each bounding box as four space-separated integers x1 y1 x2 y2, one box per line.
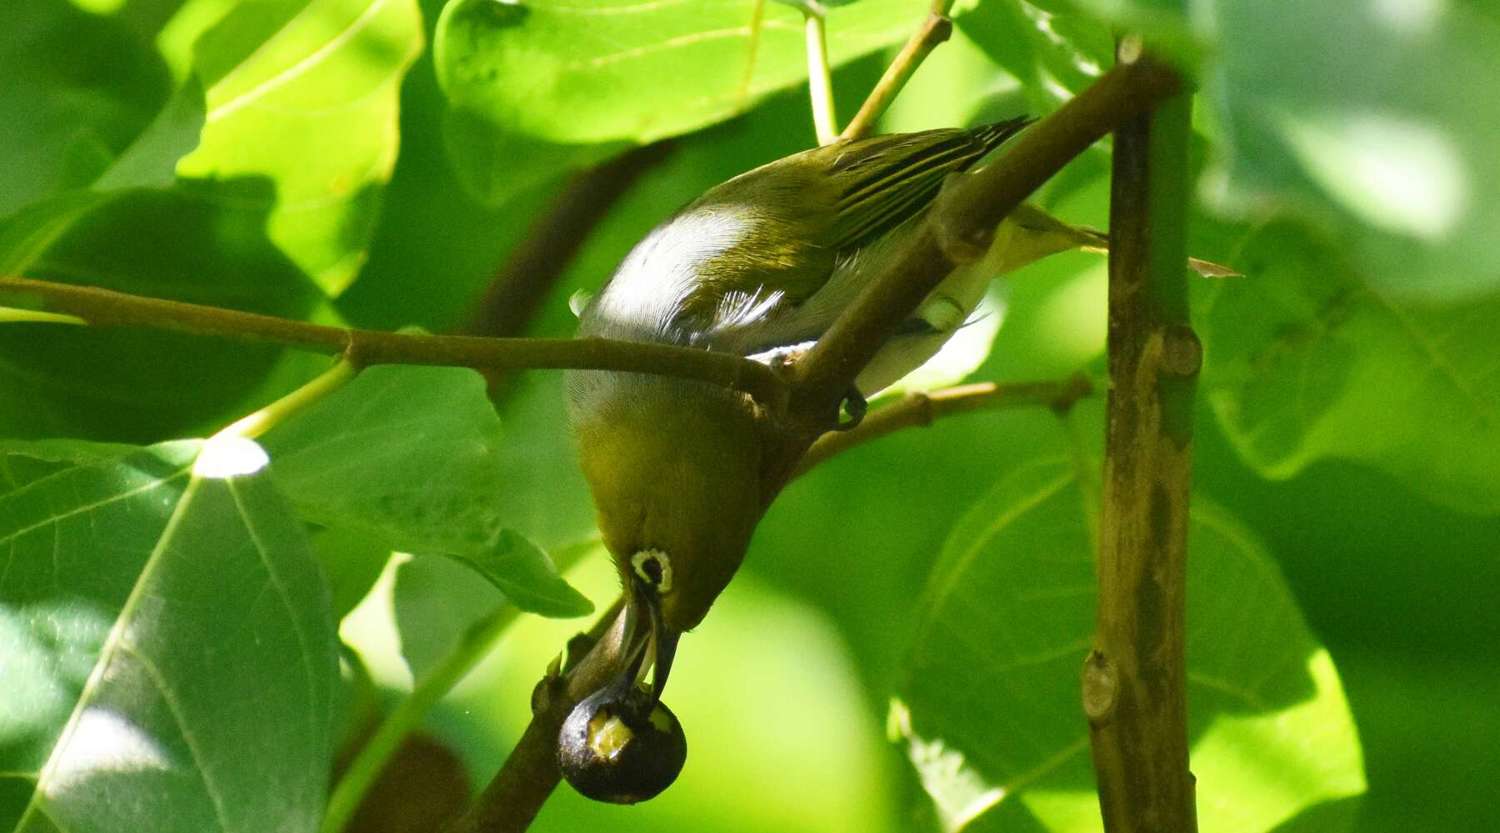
445 597 630 833
1082 42 1199 833
793 374 1091 476
0 306 87 326
217 358 358 440
0 277 788 411
324 541 599 833
839 0 956 141
804 11 839 145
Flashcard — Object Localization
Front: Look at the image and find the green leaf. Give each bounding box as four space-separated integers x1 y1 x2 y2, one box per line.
390 553 509 682
262 365 511 553
433 0 970 197
262 366 593 610
1198 222 1500 515
894 454 1365 832
176 0 424 296
310 525 392 621
0 186 329 443
0 439 337 833
443 530 593 618
1200 0 1500 298
0 3 172 216
0 4 206 277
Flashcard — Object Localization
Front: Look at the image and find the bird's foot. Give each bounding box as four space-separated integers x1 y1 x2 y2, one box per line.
836 387 867 431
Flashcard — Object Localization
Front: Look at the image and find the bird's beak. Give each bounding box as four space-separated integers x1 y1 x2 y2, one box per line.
621 580 679 704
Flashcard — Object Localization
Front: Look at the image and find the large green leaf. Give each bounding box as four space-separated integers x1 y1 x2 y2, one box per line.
0 2 206 276
0 439 337 833
894 454 1365 832
1198 222 1500 515
262 365 511 553
0 186 329 443
432 0 970 199
0 3 173 217
176 0 424 295
262 365 591 615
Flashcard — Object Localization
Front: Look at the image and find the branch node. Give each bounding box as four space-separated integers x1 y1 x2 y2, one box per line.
1049 373 1096 416
1160 325 1202 378
927 14 953 47
1082 650 1119 724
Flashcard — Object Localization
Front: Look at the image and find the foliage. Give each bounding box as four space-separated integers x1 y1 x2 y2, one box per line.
3 1 1498 833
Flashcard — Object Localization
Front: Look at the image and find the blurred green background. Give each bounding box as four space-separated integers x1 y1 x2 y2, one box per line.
3 1 1498 832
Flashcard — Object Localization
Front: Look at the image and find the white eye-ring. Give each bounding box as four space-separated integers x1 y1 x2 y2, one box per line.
631 549 673 594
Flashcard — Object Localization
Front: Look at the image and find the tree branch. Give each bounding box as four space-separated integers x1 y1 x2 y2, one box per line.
1082 45 1199 833
839 0 956 142
462 142 675 338
0 276 788 411
793 374 1092 476
446 598 628 833
786 56 1181 427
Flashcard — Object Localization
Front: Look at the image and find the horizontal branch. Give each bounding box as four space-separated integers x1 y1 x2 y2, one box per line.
794 375 1092 476
0 276 788 411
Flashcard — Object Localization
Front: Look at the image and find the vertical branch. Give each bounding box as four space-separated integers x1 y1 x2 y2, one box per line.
1082 43 1200 833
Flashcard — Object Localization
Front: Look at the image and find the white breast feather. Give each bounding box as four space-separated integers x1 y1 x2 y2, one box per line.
592 207 751 337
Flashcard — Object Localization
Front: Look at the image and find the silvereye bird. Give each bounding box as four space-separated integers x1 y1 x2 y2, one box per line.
564 116 1141 703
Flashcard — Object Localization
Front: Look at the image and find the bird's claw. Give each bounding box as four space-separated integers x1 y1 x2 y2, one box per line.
836 387 867 431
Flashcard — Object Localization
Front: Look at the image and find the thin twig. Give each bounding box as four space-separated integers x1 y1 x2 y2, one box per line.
1082 45 1199 833
793 375 1092 476
463 142 675 338
839 0 956 141
0 277 789 411
446 598 628 833
322 543 599 833
804 12 839 145
785 56 1180 429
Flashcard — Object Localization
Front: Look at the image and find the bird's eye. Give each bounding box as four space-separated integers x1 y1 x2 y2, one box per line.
631 549 673 594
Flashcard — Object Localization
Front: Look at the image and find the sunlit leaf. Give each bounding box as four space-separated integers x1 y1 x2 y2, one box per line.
432 0 974 200
1198 221 1500 515
895 453 1365 832
0 439 337 833
177 0 424 295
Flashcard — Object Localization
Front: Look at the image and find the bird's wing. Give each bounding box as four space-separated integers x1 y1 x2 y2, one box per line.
662 120 1031 350
826 117 1031 251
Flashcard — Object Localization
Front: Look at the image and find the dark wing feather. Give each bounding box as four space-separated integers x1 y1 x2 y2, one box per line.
828 116 1031 251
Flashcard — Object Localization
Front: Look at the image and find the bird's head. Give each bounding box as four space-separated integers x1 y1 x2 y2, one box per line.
567 371 767 698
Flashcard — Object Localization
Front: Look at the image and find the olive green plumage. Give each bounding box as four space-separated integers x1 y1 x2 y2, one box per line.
566 118 1122 711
